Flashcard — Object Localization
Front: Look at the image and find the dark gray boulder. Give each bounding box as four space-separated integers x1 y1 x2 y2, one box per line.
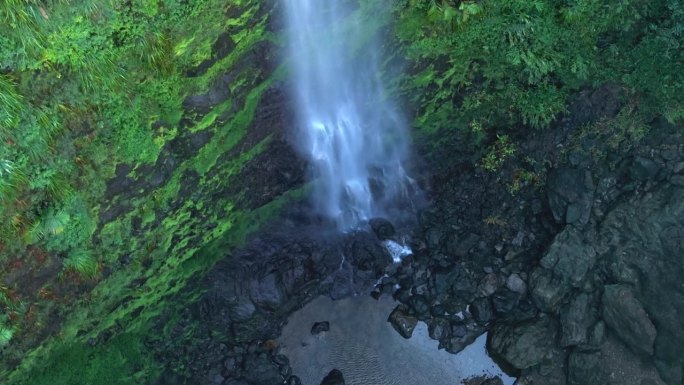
320 369 345 385
560 292 598 347
242 353 282 384
567 351 608 385
388 305 418 338
531 227 596 312
547 167 595 226
249 272 284 311
470 298 494 325
488 316 558 370
596 184 684 384
601 284 657 356
427 317 451 341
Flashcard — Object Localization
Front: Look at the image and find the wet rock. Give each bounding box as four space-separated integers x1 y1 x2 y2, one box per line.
630 156 662 181
286 375 303 385
477 273 503 297
529 268 565 313
348 232 392 273
424 227 444 249
597 184 684 382
409 295 431 320
547 167 595 226
567 351 607 385
505 273 527 294
491 290 521 316
242 353 282 384
470 298 494 325
453 233 480 258
230 300 256 322
369 218 395 240
602 284 656 356
489 316 558 370
531 227 596 312
249 273 284 311
428 317 451 341
445 321 483 354
320 369 345 385
560 293 598 347
311 321 330 335
388 305 418 339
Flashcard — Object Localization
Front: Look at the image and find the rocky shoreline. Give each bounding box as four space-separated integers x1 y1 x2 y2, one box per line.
144 82 684 385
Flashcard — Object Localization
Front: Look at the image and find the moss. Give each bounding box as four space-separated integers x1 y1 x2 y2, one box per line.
20 333 160 385
0 0 289 381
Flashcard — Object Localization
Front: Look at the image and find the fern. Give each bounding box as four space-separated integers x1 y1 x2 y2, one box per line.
63 249 98 278
0 324 13 347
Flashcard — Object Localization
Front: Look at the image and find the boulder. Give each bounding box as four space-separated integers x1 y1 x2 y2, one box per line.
242 353 282 384
488 316 558 370
597 184 684 383
470 298 494 325
320 369 345 385
547 167 595 226
602 284 656 356
249 273 284 311
388 305 418 339
560 292 598 347
428 317 451 341
567 351 608 385
531 227 596 312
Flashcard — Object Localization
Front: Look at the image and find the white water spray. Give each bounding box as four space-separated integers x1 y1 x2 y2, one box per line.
285 0 413 230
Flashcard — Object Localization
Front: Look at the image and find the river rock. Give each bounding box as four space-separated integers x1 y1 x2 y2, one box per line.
602 284 656 356
388 305 418 338
488 316 558 370
505 273 526 294
320 369 345 385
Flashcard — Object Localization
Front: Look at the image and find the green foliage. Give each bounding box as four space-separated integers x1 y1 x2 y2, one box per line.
23 333 159 385
482 134 516 172
395 0 684 138
0 324 14 348
63 249 99 278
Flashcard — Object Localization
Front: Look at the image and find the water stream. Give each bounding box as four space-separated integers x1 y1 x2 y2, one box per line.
284 0 413 230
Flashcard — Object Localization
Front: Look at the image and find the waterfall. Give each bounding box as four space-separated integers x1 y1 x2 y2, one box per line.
285 0 413 230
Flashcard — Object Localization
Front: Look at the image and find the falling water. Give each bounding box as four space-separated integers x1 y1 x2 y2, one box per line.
285 0 413 230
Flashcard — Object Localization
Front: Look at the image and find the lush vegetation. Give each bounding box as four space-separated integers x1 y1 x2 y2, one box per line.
1 0 683 383
0 0 287 383
394 0 684 136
